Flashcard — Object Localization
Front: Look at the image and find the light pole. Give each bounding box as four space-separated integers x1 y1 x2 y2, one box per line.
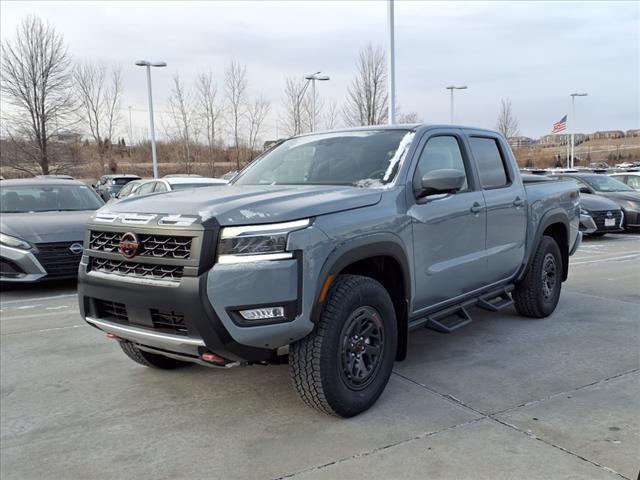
304 72 330 131
135 60 167 178
387 0 396 124
446 85 467 124
570 92 588 168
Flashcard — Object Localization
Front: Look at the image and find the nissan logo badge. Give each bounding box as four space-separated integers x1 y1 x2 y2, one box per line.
118 232 139 259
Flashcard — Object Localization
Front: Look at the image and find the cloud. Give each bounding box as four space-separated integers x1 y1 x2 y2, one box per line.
1 0 638 140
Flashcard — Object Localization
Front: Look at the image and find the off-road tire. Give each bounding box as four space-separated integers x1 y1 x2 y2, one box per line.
289 275 397 417
119 341 192 369
513 235 563 318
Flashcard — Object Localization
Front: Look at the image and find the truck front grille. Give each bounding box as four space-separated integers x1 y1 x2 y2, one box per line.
150 309 188 336
591 210 622 230
91 257 184 282
89 231 193 259
35 242 82 278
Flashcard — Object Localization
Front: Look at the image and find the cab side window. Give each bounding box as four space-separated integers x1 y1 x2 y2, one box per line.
154 182 168 193
469 137 509 189
415 136 468 191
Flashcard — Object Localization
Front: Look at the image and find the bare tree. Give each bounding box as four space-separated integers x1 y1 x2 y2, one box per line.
196 70 222 174
167 75 196 174
224 60 248 168
281 76 309 137
323 100 341 130
246 96 271 154
495 98 520 139
343 43 388 126
74 62 122 172
1 15 75 174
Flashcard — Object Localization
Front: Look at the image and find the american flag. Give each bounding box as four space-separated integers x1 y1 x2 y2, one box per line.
552 115 567 133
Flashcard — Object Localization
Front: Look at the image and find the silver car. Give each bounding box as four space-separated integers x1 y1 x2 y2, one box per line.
0 178 104 283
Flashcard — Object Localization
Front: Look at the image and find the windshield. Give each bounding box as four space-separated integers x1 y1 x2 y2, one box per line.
232 130 415 187
0 184 104 213
582 176 634 192
171 182 226 190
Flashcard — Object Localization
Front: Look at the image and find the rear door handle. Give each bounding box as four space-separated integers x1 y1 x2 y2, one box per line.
513 197 524 207
470 202 483 214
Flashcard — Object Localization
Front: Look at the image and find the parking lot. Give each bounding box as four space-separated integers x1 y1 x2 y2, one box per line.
1 234 638 480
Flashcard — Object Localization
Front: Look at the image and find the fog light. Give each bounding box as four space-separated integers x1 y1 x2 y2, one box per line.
239 306 285 321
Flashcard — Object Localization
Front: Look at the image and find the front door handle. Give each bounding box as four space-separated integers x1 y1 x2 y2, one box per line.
513 196 524 207
470 202 483 214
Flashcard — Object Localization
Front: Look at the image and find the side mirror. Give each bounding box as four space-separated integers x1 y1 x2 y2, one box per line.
419 169 466 197
579 186 591 194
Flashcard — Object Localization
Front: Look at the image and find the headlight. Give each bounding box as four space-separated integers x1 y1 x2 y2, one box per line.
218 218 311 264
580 208 590 216
0 232 32 250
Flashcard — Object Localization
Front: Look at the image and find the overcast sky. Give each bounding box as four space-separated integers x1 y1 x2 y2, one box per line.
1 0 638 142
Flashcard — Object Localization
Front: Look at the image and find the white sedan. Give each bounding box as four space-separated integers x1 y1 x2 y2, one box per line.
130 177 228 197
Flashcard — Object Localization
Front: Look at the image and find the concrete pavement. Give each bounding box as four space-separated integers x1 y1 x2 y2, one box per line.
1 234 638 479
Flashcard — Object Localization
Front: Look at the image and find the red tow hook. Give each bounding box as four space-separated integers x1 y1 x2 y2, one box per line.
106 332 124 341
201 352 227 366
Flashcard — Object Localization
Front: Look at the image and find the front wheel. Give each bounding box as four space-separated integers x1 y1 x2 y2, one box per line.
289 275 397 417
513 235 563 318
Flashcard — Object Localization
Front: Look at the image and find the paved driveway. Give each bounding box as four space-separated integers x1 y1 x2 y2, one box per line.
1 234 638 480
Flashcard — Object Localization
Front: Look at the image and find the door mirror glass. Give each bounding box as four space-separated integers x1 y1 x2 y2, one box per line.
420 169 466 197
579 186 591 194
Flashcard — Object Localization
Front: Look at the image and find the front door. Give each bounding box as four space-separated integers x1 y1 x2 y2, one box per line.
408 131 487 313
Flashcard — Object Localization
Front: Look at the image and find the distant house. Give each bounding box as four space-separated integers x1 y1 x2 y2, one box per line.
53 129 82 143
625 129 640 137
508 136 534 148
539 134 569 146
589 130 625 140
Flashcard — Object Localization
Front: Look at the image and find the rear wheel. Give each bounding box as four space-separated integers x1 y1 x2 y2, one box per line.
289 275 397 417
119 341 192 369
513 236 562 318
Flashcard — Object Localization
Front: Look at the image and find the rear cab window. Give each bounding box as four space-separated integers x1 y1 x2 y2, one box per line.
469 137 510 189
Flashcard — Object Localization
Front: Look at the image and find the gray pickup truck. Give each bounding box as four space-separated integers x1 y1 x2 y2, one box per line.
78 125 581 417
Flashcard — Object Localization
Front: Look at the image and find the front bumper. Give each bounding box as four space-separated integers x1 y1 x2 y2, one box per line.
78 265 277 362
0 245 47 282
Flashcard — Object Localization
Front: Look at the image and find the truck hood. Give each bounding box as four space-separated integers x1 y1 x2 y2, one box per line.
1 210 95 244
595 191 640 203
104 185 383 225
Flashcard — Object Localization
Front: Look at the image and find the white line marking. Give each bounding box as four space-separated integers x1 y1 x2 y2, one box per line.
45 305 69 311
0 293 77 305
0 310 78 321
1 324 85 336
571 253 640 266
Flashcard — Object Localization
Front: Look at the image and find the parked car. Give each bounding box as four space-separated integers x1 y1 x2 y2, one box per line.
578 194 624 236
94 174 141 201
35 174 75 180
127 177 228 197
1 178 104 282
79 125 580 417
549 173 640 230
609 172 640 192
112 179 145 201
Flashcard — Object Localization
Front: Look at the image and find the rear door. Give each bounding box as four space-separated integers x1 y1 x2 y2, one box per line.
408 129 488 312
466 134 527 282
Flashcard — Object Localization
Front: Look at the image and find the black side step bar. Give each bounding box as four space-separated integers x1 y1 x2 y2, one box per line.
408 286 515 334
425 305 472 333
477 290 514 312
